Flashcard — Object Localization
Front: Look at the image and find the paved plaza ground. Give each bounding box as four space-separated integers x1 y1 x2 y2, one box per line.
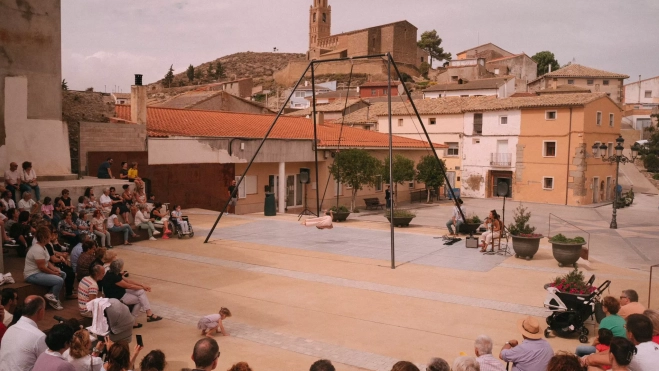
108 194 658 370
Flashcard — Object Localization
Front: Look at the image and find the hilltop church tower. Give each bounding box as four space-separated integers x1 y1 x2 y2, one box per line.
308 0 331 60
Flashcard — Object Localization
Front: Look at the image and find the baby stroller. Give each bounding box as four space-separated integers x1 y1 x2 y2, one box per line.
543 275 610 343
171 215 194 239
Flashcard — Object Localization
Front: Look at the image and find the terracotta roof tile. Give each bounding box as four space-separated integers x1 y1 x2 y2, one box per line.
485 54 525 63
115 105 443 149
423 77 513 92
286 99 366 117
456 43 514 57
360 81 401 88
531 64 629 82
536 84 592 94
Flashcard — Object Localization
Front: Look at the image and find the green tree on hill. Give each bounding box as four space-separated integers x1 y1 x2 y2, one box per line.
163 65 174 88
186 64 195 82
532 51 560 76
417 30 451 68
207 63 214 78
215 61 226 79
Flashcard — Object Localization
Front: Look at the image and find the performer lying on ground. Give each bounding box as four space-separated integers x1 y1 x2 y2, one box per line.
301 210 334 229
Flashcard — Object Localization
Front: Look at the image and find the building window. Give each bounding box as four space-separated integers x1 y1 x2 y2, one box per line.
398 118 403 127
596 111 602 126
494 68 500 75
371 89 377 96
500 116 508 125
451 76 458 82
645 90 652 98
322 13 327 22
408 181 415 189
567 79 574 85
446 142 459 156
375 175 383 192
546 111 557 120
313 13 316 22
543 141 557 157
543 177 554 190
473 113 483 134
607 142 613 157
603 80 609 85
587 79 594 85
429 118 436 125
609 113 614 127
383 88 388 96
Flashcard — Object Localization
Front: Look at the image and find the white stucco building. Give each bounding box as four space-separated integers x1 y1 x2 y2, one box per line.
623 76 659 130
423 77 516 99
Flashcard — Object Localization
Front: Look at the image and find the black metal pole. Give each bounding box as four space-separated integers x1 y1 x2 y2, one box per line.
387 53 395 269
204 62 313 243
611 159 619 229
389 55 466 223
310 64 321 217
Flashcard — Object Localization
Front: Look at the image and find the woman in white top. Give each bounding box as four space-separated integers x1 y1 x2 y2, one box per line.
91 209 112 248
64 329 104 371
23 226 65 310
106 206 136 246
134 204 159 241
19 161 40 202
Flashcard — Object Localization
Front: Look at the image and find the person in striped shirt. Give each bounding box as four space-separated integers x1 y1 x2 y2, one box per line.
78 264 105 317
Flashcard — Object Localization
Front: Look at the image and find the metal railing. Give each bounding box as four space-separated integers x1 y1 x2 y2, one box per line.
490 153 512 167
473 123 482 135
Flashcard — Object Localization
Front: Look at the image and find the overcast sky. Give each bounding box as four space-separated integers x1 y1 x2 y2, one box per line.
62 0 659 92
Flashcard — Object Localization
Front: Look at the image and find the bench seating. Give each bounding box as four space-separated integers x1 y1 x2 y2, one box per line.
363 198 385 210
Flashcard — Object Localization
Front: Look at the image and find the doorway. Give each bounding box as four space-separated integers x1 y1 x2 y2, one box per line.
606 177 612 201
286 174 303 207
592 177 600 203
445 171 456 197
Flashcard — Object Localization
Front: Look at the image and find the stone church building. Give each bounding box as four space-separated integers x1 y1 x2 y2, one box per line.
306 0 428 68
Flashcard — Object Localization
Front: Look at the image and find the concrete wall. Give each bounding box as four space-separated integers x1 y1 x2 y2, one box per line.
486 55 537 91
424 88 498 99
1 77 71 175
624 77 659 105
80 122 147 174
462 110 520 198
435 65 493 84
0 1 71 175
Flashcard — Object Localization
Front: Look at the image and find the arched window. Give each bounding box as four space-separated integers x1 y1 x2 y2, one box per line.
322 13 327 22
313 13 316 22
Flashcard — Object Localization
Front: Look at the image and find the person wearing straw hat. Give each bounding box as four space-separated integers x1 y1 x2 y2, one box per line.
499 316 554 371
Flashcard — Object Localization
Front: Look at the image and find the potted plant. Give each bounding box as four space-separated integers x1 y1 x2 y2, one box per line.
549 234 586 267
385 209 416 227
508 204 543 260
327 205 350 222
460 214 481 235
546 268 596 294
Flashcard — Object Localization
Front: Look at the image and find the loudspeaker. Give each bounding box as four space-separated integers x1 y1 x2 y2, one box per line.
299 168 310 184
497 181 510 197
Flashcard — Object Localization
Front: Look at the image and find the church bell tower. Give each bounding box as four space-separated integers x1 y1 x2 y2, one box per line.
308 0 331 60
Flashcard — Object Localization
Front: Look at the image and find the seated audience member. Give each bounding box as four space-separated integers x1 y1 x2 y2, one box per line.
97 157 114 179
102 250 118 271
577 296 626 356
643 309 659 344
139 349 167 371
41 196 54 221
0 296 47 371
44 229 76 299
0 203 16 246
0 307 5 343
77 195 96 215
75 240 97 281
104 341 143 371
4 162 20 201
390 361 420 371
135 204 160 241
60 189 76 212
110 186 131 222
102 259 163 328
474 334 506 370
5 207 18 231
99 188 114 215
107 206 137 245
171 205 190 233
121 184 136 214
127 162 144 188
1 190 16 210
32 323 75 371
618 290 646 319
103 298 134 343
10 210 34 257
151 202 172 238
17 191 37 213
227 362 252 371
52 197 66 226
452 356 480 371
64 328 105 371
547 352 582 371
425 358 449 371
1 288 18 327
499 316 553 371
119 161 129 180
192 338 220 371
608 337 638 371
78 264 105 318
58 211 79 247
70 234 88 272
310 359 335 371
73 211 94 240
19 161 40 202
24 226 66 310
91 209 112 248
134 185 148 209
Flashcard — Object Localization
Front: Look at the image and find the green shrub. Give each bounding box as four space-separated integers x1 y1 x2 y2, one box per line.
508 204 541 237
653 173 659 180
391 209 416 218
549 234 586 244
329 205 350 213
467 215 481 224
644 154 659 172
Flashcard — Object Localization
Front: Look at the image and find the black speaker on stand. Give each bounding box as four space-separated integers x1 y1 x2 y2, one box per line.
495 181 511 256
297 168 316 220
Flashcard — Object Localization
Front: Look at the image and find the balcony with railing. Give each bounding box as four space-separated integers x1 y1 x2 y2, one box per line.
490 153 512 167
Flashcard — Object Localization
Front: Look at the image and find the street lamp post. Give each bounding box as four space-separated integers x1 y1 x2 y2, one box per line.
592 135 640 229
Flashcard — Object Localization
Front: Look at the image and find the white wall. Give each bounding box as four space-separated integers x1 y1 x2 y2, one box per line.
0 76 71 176
624 77 659 105
148 137 242 165
461 110 520 198
424 88 497 99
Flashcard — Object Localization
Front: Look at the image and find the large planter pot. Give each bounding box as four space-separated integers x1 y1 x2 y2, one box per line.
327 211 350 222
551 242 585 267
386 216 414 227
511 235 542 260
459 223 481 235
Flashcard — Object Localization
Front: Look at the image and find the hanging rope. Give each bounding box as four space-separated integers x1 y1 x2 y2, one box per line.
319 59 355 210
